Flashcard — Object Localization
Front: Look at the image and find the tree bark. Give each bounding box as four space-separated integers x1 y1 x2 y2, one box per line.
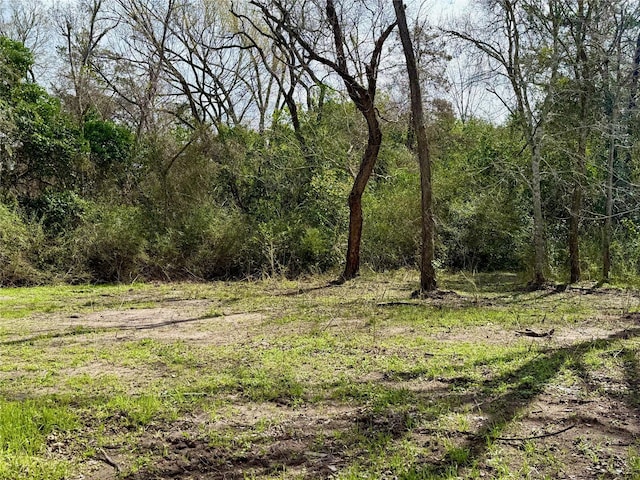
630 32 640 110
343 107 382 280
603 131 615 281
568 186 582 283
392 0 436 292
569 127 586 284
531 141 546 286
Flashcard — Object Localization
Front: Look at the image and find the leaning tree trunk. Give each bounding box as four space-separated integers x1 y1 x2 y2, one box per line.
243 0 395 283
393 0 436 292
343 108 382 280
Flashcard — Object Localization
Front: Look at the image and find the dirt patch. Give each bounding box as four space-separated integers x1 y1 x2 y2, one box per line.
3 308 266 348
120 405 363 480
484 390 640 479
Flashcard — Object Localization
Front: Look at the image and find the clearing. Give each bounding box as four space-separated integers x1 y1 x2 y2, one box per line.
0 271 639 479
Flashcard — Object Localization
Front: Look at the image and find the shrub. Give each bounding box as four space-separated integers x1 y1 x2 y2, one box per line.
610 219 640 280
70 203 148 282
437 193 527 272
150 205 254 280
0 202 43 285
21 190 86 236
362 170 421 270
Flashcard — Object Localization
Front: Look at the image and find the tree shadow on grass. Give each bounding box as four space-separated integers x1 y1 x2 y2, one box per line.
276 283 338 296
0 314 237 345
5 321 635 479
0 326 103 346
120 326 640 479
404 326 640 478
621 346 640 407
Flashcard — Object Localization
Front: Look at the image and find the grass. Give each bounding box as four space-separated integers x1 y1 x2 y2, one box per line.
0 271 639 479
0 399 77 480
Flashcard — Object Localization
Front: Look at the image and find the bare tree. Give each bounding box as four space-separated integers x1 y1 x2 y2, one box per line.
53 0 119 122
231 2 327 142
83 0 178 137
250 0 395 281
450 0 563 286
108 0 261 133
446 50 493 123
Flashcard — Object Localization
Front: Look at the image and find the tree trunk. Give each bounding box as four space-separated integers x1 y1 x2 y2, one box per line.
630 32 640 110
568 186 581 283
569 127 586 284
419 147 437 292
568 4 589 284
344 194 363 280
603 127 616 281
393 0 436 292
531 141 546 286
342 109 382 280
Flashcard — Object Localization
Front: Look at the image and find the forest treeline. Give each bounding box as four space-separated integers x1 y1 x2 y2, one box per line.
1 0 640 286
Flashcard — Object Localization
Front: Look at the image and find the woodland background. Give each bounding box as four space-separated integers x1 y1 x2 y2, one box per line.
1 0 640 286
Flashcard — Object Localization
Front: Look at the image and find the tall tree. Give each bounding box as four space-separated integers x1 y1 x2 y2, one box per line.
601 2 640 281
393 0 436 292
0 36 85 197
450 0 563 286
250 0 396 281
563 0 593 283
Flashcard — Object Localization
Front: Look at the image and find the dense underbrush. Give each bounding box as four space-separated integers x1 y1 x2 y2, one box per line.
3 191 639 286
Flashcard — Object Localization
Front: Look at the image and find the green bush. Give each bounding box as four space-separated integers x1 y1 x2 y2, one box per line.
295 226 340 272
610 219 640 280
150 205 254 280
0 203 43 285
70 203 148 282
438 193 527 272
362 170 421 270
21 190 87 236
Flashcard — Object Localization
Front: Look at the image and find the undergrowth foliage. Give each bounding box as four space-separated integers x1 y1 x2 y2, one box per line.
0 110 629 286
0 203 44 285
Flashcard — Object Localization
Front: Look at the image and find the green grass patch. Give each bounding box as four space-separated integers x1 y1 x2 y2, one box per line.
0 399 77 480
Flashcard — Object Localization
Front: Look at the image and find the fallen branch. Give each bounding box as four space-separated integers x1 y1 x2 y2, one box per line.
95 448 121 473
376 301 420 307
516 328 555 338
496 424 576 442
